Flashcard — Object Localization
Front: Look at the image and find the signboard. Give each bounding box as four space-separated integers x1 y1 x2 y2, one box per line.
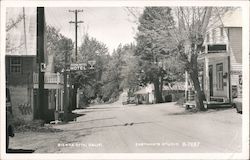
70 63 87 71
40 63 46 72
88 60 96 69
70 61 96 71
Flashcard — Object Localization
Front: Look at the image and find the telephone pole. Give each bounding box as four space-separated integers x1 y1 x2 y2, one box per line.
69 9 83 62
36 7 45 120
63 44 70 122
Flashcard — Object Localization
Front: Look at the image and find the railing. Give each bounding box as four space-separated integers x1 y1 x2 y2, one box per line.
33 72 63 84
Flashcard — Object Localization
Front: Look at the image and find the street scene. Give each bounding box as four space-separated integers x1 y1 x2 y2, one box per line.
9 98 242 153
4 5 244 154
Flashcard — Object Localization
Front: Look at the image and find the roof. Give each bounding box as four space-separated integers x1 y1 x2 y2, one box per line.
163 82 186 91
6 8 37 56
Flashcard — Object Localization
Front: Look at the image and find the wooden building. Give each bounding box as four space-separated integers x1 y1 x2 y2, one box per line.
6 8 64 122
199 8 242 106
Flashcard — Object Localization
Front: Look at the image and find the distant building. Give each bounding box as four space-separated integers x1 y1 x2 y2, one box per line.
199 8 242 106
134 83 185 104
6 8 64 122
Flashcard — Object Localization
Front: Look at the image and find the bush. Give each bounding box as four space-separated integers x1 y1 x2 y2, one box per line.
12 118 61 133
12 118 26 128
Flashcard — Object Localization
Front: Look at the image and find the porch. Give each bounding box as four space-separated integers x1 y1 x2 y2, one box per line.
33 72 64 122
33 72 63 89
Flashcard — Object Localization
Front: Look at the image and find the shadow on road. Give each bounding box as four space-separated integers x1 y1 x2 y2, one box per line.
64 121 154 132
79 109 112 113
7 149 35 153
167 108 234 116
87 106 122 109
68 113 85 122
74 117 117 124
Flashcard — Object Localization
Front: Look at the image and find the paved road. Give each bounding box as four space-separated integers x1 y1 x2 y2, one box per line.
9 102 242 153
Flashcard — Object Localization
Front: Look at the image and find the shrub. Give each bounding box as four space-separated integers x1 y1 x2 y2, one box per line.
12 118 61 133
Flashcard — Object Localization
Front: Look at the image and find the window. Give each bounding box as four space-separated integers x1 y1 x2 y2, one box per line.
10 57 21 73
216 63 223 90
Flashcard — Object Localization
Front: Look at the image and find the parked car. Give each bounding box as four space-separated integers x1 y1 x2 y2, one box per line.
233 98 242 114
127 97 136 104
6 88 14 150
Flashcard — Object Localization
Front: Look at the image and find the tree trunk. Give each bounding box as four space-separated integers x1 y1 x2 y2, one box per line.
153 79 163 103
160 74 164 95
189 70 206 111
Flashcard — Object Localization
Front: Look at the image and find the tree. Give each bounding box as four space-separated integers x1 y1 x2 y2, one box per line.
45 25 74 72
166 7 235 110
73 34 109 106
132 6 234 110
135 7 179 103
120 44 141 90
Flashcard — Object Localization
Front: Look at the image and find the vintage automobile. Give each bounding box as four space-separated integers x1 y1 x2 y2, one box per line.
6 88 14 150
233 97 242 114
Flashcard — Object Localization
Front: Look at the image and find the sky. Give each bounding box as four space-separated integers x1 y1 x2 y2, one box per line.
45 7 140 53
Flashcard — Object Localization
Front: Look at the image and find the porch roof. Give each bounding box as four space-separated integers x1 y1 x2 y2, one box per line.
198 52 229 61
163 83 185 91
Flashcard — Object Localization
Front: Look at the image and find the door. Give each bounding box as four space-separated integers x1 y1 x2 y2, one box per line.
209 65 213 96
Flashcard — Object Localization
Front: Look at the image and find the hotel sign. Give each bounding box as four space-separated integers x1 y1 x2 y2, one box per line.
70 63 87 71
70 61 96 71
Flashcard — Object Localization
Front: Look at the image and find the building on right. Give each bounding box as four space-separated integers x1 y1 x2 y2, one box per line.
199 8 242 111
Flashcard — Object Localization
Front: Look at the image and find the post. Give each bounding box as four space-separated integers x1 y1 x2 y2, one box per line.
228 55 231 103
69 9 83 62
75 10 77 62
36 7 45 120
185 71 188 102
63 49 69 122
205 56 210 103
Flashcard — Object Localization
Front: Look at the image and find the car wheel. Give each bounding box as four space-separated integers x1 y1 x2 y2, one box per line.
235 106 241 113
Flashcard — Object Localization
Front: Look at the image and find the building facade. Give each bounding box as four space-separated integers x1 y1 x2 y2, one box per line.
6 7 64 122
200 9 242 105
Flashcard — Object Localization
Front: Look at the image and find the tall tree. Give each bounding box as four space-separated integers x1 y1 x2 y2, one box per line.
135 7 177 103
73 34 109 106
132 7 233 110
168 7 233 110
171 7 212 111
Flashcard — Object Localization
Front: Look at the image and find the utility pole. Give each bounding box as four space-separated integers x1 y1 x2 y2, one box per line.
69 9 83 62
36 7 45 120
63 40 70 122
69 9 83 112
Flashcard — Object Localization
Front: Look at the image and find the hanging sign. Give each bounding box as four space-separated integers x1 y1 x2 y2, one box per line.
70 63 87 71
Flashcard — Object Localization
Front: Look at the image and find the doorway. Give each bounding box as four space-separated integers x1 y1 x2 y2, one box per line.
209 65 213 97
